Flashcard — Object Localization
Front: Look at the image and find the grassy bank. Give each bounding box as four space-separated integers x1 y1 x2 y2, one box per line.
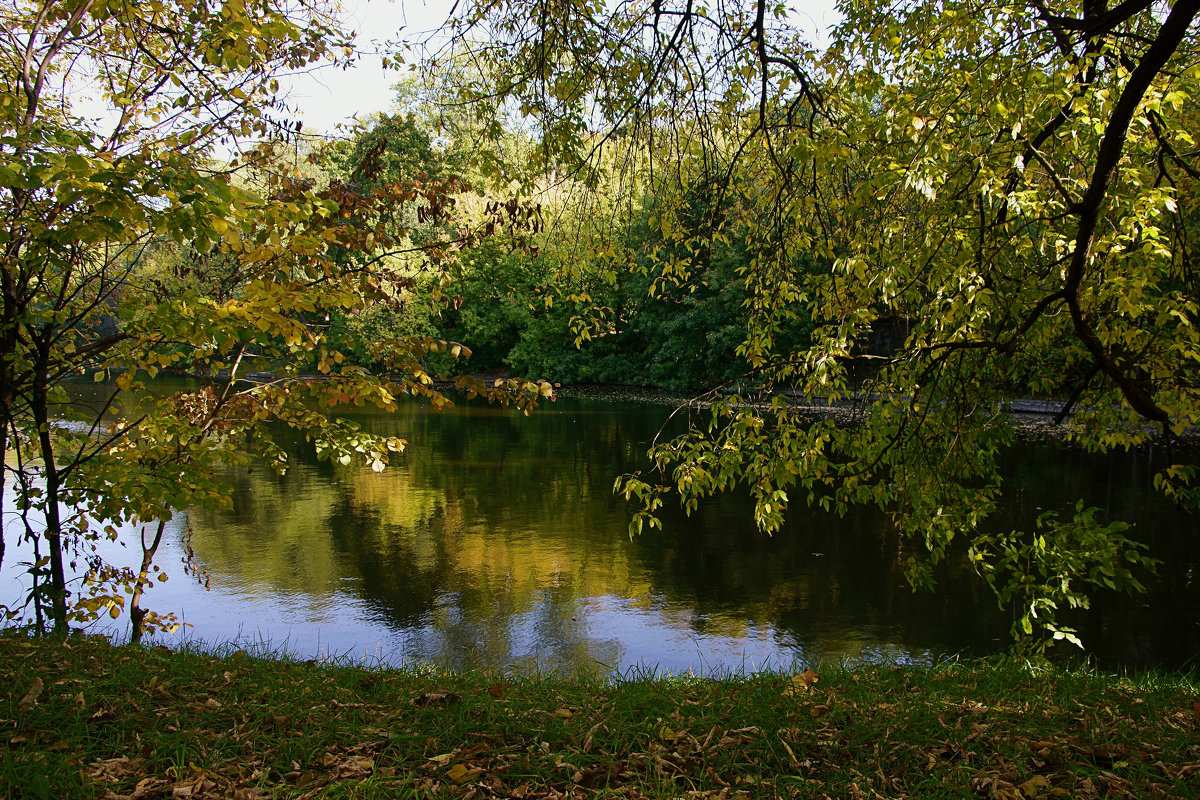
2 634 1198 799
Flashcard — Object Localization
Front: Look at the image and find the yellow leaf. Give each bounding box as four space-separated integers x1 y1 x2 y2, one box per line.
347 755 374 772
783 668 820 697
1019 776 1052 798
446 763 483 784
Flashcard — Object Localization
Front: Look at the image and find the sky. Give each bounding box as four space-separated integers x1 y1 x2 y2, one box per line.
284 0 844 135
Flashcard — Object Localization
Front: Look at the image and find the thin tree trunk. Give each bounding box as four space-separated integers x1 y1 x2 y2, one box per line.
129 519 166 644
0 420 7 576
32 365 68 636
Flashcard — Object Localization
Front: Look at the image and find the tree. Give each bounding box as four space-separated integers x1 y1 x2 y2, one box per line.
0 0 551 636
437 0 1200 651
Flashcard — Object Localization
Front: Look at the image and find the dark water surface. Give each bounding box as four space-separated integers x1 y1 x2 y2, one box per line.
5 391 1198 673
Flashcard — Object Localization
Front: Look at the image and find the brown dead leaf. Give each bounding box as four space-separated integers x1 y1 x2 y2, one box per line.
19 676 44 709
486 682 505 698
582 721 605 753
90 757 147 781
573 763 622 787
344 755 374 773
130 777 165 799
971 776 1022 800
782 668 820 697
461 743 491 758
1192 699 1200 722
956 700 989 717
446 763 484 784
411 691 460 707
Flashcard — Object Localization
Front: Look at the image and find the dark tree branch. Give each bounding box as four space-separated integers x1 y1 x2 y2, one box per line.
1063 0 1200 425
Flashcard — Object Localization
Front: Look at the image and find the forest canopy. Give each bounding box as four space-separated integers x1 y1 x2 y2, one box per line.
414 0 1200 650
2 0 1197 652
0 0 549 637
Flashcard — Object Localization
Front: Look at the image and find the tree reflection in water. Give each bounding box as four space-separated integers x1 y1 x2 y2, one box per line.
167 397 1199 673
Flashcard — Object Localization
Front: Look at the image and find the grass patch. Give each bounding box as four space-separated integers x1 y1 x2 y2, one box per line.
2 632 1198 798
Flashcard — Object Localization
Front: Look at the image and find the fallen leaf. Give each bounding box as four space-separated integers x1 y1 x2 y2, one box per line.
446 763 484 784
19 677 44 709
90 757 147 780
783 668 820 698
130 777 164 799
486 682 505 698
582 721 604 752
428 752 456 766
461 743 491 758
1019 775 1052 798
345 755 374 772
778 736 799 766
412 691 460 707
574 764 621 787
232 790 269 800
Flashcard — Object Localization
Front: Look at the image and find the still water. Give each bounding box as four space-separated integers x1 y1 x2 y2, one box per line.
4 391 1198 674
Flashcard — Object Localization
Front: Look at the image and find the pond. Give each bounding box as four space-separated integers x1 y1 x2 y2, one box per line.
3 389 1198 674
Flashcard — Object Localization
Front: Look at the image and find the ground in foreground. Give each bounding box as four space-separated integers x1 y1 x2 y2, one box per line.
2 634 1198 799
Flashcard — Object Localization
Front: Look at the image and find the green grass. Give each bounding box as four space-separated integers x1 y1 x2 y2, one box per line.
2 632 1198 799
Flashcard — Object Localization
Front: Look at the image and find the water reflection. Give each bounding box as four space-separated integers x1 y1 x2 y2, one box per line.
176 397 1200 672
5 388 1197 673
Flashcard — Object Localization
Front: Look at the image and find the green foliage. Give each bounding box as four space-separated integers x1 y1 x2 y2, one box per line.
434 0 1200 652
324 113 448 189
970 502 1157 651
0 0 552 638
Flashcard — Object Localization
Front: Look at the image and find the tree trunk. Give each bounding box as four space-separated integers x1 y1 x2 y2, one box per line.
0 418 7 576
129 519 166 644
32 365 68 636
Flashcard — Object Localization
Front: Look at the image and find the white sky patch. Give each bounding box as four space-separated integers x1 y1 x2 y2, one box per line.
284 0 844 136
279 0 453 135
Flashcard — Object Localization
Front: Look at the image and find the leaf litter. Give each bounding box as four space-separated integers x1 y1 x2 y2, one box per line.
2 634 1198 799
